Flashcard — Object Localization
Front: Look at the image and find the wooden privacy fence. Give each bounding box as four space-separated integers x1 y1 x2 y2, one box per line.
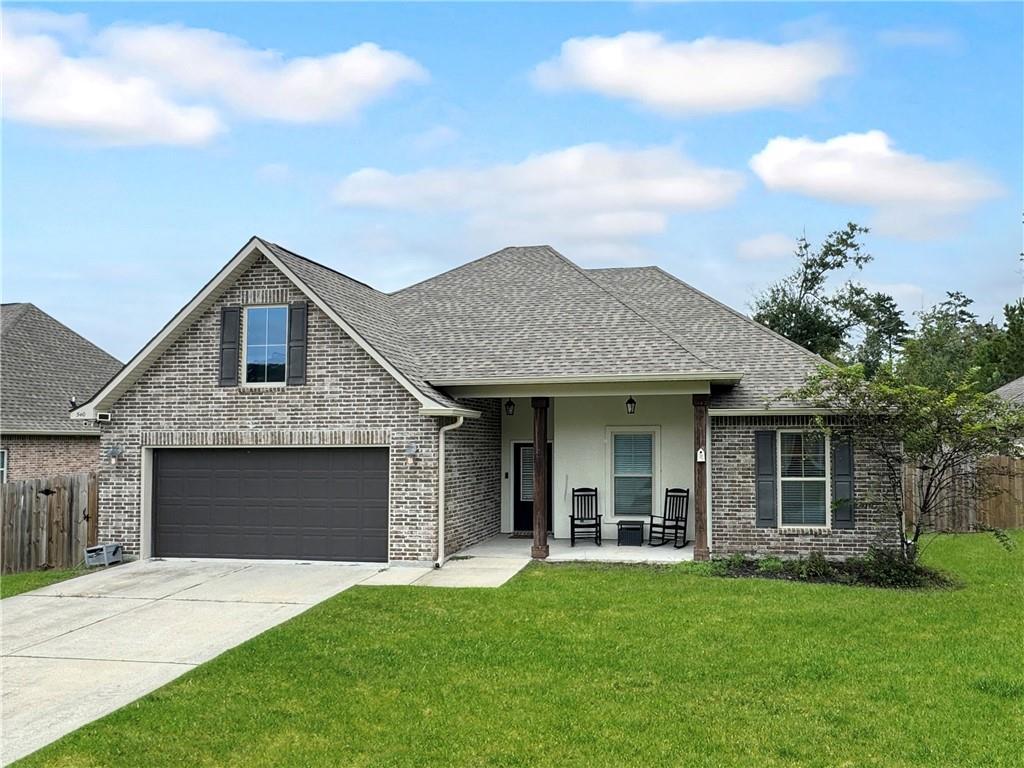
980 456 1024 529
1 472 98 574
904 456 1024 531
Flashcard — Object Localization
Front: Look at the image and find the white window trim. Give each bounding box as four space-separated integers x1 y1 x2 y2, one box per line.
606 425 660 520
777 429 831 529
0 449 7 483
241 305 288 388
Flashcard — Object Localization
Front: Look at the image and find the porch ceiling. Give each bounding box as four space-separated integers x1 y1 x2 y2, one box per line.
433 372 741 399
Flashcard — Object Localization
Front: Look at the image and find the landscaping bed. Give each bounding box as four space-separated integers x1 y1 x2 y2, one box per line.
708 547 958 589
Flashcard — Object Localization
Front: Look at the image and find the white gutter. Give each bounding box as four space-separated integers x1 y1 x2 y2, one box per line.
435 416 465 568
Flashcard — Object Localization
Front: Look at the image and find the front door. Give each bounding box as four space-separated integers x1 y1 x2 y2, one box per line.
513 442 552 533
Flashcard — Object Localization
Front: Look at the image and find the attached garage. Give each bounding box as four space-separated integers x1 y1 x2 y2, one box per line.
152 447 388 562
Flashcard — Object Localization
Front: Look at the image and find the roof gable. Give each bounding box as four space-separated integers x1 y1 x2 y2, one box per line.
74 238 471 419
1 303 121 433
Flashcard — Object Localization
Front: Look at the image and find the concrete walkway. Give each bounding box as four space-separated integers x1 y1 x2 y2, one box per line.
0 554 529 763
460 533 695 563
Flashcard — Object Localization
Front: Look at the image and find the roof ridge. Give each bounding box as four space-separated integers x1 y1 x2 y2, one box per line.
389 245 543 296
647 266 828 365
543 247 724 372
258 238 385 296
0 303 33 335
17 304 121 367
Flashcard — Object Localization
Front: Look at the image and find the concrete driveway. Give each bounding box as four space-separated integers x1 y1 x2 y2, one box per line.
0 559 381 765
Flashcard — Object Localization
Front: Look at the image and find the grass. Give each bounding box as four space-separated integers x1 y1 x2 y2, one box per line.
1 567 86 599
16 533 1024 767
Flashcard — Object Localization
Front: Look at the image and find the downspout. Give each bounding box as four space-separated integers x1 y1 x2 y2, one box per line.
436 416 465 568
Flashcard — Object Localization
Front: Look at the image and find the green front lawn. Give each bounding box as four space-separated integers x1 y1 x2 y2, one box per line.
18 534 1024 767
1 567 86 599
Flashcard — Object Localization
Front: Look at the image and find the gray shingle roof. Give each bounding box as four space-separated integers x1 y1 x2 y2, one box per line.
389 246 719 381
585 267 826 408
1 304 122 433
262 241 462 408
259 241 821 409
993 375 1024 404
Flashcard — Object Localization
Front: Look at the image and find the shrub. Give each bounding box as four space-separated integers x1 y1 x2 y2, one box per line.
804 551 832 579
757 556 785 575
855 547 949 589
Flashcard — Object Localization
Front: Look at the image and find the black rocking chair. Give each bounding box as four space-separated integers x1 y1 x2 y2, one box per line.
570 487 601 546
649 488 689 548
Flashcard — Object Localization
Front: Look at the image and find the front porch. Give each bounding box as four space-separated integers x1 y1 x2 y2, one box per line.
459 533 695 563
488 388 711 561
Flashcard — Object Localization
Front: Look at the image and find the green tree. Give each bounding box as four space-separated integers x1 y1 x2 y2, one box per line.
751 223 907 370
973 299 1024 390
899 292 1000 392
792 364 1024 562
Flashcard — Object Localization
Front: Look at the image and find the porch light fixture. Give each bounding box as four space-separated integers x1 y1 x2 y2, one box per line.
106 445 125 466
504 399 515 416
625 396 637 415
404 443 419 466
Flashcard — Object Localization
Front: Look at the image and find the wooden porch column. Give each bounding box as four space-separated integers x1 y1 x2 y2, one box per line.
693 394 710 561
531 397 550 559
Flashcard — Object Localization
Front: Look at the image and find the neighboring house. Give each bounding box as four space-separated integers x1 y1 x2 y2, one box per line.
992 375 1024 406
1 303 122 482
73 237 892 565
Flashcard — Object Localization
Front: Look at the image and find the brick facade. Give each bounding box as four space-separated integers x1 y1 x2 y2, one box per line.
0 434 101 481
98 256 445 561
443 398 502 555
710 415 897 559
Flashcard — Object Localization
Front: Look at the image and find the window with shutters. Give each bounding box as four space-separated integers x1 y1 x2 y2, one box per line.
243 306 288 385
611 430 656 517
0 449 6 483
778 431 830 527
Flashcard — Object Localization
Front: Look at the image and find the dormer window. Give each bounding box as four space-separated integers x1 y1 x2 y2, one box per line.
244 306 288 384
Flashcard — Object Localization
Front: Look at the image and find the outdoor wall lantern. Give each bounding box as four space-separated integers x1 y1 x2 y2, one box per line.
404 443 419 466
106 445 125 466
625 396 637 415
504 399 516 416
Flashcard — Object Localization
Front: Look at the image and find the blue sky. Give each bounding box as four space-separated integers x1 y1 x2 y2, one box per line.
3 1 1022 361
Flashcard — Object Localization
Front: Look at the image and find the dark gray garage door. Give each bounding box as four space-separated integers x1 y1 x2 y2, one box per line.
153 448 388 562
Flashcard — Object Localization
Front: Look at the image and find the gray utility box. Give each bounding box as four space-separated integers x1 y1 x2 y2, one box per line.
84 543 123 567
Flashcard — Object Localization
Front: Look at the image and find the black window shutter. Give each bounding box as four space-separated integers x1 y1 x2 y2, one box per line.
755 430 777 528
218 306 241 387
287 301 307 386
832 435 855 529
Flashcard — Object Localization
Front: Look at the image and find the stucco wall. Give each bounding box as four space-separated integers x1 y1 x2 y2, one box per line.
0 434 101 481
97 255 444 561
710 415 896 559
500 394 695 540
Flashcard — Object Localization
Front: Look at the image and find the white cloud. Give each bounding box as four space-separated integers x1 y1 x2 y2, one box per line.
95 24 427 123
533 32 848 114
1 25 223 145
737 233 796 261
750 131 1002 238
334 143 745 248
0 11 427 145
